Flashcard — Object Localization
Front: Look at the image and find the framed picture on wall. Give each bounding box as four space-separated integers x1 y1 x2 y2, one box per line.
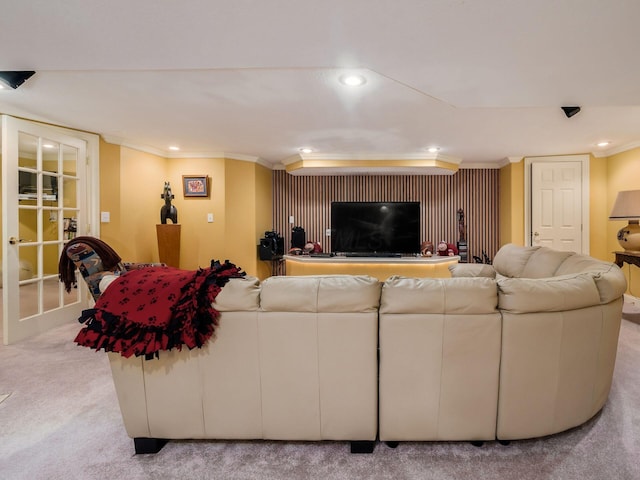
182 175 210 197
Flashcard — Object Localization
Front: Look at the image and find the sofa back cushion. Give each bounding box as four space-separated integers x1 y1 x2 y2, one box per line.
213 276 261 311
448 263 496 278
380 276 498 314
260 275 381 313
493 243 627 304
497 273 602 313
493 244 575 278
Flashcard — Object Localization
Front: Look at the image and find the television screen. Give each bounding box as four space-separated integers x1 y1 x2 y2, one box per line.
19 171 58 200
331 202 420 254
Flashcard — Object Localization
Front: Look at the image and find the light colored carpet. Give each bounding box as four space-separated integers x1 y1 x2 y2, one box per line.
1 317 639 480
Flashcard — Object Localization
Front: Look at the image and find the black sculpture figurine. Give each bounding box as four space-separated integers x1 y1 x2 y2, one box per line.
160 182 178 224
457 208 466 242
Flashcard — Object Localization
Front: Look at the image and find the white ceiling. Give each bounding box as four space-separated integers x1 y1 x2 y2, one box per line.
1 0 640 169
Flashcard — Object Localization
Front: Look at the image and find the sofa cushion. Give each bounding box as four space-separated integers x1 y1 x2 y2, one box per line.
497 273 601 313
519 248 575 278
213 276 261 311
380 276 498 314
492 244 540 278
316 275 381 312
448 263 496 278
555 255 627 304
260 275 380 313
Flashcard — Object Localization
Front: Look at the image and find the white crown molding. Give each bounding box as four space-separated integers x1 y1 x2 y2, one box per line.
102 136 269 165
282 151 462 166
102 135 167 157
592 141 640 158
459 162 502 169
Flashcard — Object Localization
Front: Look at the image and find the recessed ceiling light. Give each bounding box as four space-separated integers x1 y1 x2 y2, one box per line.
597 141 610 147
43 143 55 149
169 146 180 151
427 147 440 153
339 74 367 87
299 147 314 154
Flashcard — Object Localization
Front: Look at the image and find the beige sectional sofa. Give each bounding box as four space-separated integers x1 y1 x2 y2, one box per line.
108 275 381 454
105 244 626 454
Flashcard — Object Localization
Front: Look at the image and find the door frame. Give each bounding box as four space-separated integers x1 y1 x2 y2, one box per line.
1 115 100 344
524 154 590 254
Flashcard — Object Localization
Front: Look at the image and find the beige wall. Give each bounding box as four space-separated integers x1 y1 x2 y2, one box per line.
99 141 273 279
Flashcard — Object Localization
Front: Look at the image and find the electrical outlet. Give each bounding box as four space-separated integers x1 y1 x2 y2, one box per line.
289 216 295 224
326 228 331 237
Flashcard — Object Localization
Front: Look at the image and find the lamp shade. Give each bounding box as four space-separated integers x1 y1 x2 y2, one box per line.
610 190 640 251
609 190 640 220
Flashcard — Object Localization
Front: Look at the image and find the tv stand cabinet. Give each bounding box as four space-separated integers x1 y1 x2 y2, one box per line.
283 255 459 280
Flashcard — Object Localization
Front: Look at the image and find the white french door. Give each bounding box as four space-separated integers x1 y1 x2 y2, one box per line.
2 116 96 344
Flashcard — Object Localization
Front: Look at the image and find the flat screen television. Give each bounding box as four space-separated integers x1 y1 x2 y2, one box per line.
331 201 420 254
19 171 58 200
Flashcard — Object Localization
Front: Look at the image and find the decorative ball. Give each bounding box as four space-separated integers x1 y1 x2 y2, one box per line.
303 242 323 254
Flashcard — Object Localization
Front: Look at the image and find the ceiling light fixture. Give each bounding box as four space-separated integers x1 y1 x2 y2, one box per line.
597 141 610 147
168 146 180 151
0 71 36 90
339 74 366 87
427 147 440 153
299 147 314 154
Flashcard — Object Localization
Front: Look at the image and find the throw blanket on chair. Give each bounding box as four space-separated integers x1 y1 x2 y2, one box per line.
75 260 244 359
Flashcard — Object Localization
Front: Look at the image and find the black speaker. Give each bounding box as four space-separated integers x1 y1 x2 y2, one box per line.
561 106 581 118
259 238 276 260
292 226 306 249
258 234 284 260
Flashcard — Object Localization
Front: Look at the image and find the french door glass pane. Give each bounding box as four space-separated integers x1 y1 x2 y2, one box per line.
18 132 37 169
18 209 37 244
42 139 59 174
63 177 77 208
62 144 77 175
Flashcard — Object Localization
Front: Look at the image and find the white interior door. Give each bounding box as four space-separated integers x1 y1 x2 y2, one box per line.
530 160 583 252
2 116 91 344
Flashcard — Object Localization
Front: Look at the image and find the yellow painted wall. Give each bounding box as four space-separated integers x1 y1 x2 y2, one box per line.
588 155 609 261
498 161 525 246
166 157 227 269
98 139 122 253
606 147 640 296
98 141 273 279
254 163 273 279
118 148 168 263
223 160 273 278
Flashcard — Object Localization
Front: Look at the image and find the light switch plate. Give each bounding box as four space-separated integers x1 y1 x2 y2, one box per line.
100 211 110 223
207 213 214 223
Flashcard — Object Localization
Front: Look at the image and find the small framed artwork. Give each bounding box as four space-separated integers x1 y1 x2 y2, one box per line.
182 175 210 197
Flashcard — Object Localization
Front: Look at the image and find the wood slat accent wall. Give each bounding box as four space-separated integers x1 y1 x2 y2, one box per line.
272 169 500 264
